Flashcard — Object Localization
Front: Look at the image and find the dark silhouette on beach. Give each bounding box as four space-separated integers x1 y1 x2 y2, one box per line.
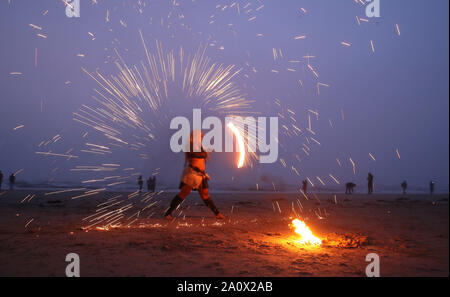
367 173 374 194
0 170 3 190
401 180 407 194
9 174 15 190
147 177 151 192
138 175 143 192
429 181 435 195
147 176 156 193
345 182 356 194
302 179 307 194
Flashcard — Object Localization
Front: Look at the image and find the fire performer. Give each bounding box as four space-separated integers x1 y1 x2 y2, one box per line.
164 131 225 220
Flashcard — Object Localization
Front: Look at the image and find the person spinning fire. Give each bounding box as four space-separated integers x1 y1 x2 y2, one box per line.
164 131 225 220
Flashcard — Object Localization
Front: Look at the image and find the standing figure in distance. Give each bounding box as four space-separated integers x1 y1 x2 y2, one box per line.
0 170 3 190
138 175 144 192
367 173 374 194
9 173 16 191
151 176 156 193
429 181 435 195
147 176 156 193
147 177 152 192
302 179 308 194
401 180 407 195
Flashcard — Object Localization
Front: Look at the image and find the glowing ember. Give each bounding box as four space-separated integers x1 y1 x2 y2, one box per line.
291 219 322 246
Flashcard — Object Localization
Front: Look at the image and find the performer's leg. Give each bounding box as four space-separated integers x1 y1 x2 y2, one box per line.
164 184 192 218
199 187 224 219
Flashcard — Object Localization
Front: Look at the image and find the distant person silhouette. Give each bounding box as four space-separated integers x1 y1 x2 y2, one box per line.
0 170 3 190
429 181 435 195
138 175 143 192
401 181 407 194
302 180 307 194
9 173 16 190
367 173 374 194
147 176 156 193
147 177 152 192
151 176 156 193
345 182 356 194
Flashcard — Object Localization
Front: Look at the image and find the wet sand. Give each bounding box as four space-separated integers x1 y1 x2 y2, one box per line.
0 190 448 276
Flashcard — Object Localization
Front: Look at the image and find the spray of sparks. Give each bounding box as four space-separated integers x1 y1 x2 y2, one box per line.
69 32 261 229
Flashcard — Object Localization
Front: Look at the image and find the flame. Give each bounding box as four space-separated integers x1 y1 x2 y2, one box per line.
227 122 245 168
291 219 322 246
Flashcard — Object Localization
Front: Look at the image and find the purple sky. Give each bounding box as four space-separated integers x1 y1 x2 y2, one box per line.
0 0 448 192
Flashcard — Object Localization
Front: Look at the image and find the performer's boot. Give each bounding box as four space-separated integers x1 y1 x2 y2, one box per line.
164 195 183 219
203 198 225 219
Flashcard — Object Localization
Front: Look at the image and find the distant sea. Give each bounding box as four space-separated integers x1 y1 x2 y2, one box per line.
6 181 447 194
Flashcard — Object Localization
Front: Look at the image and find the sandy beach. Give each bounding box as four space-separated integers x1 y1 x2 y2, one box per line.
0 190 447 277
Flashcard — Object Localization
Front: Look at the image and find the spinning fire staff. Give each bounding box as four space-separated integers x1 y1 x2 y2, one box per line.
165 131 225 220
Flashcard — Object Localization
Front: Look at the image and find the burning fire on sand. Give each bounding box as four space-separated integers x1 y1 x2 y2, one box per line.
291 219 322 246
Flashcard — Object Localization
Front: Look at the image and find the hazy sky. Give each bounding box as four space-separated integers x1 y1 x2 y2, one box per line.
0 0 448 192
